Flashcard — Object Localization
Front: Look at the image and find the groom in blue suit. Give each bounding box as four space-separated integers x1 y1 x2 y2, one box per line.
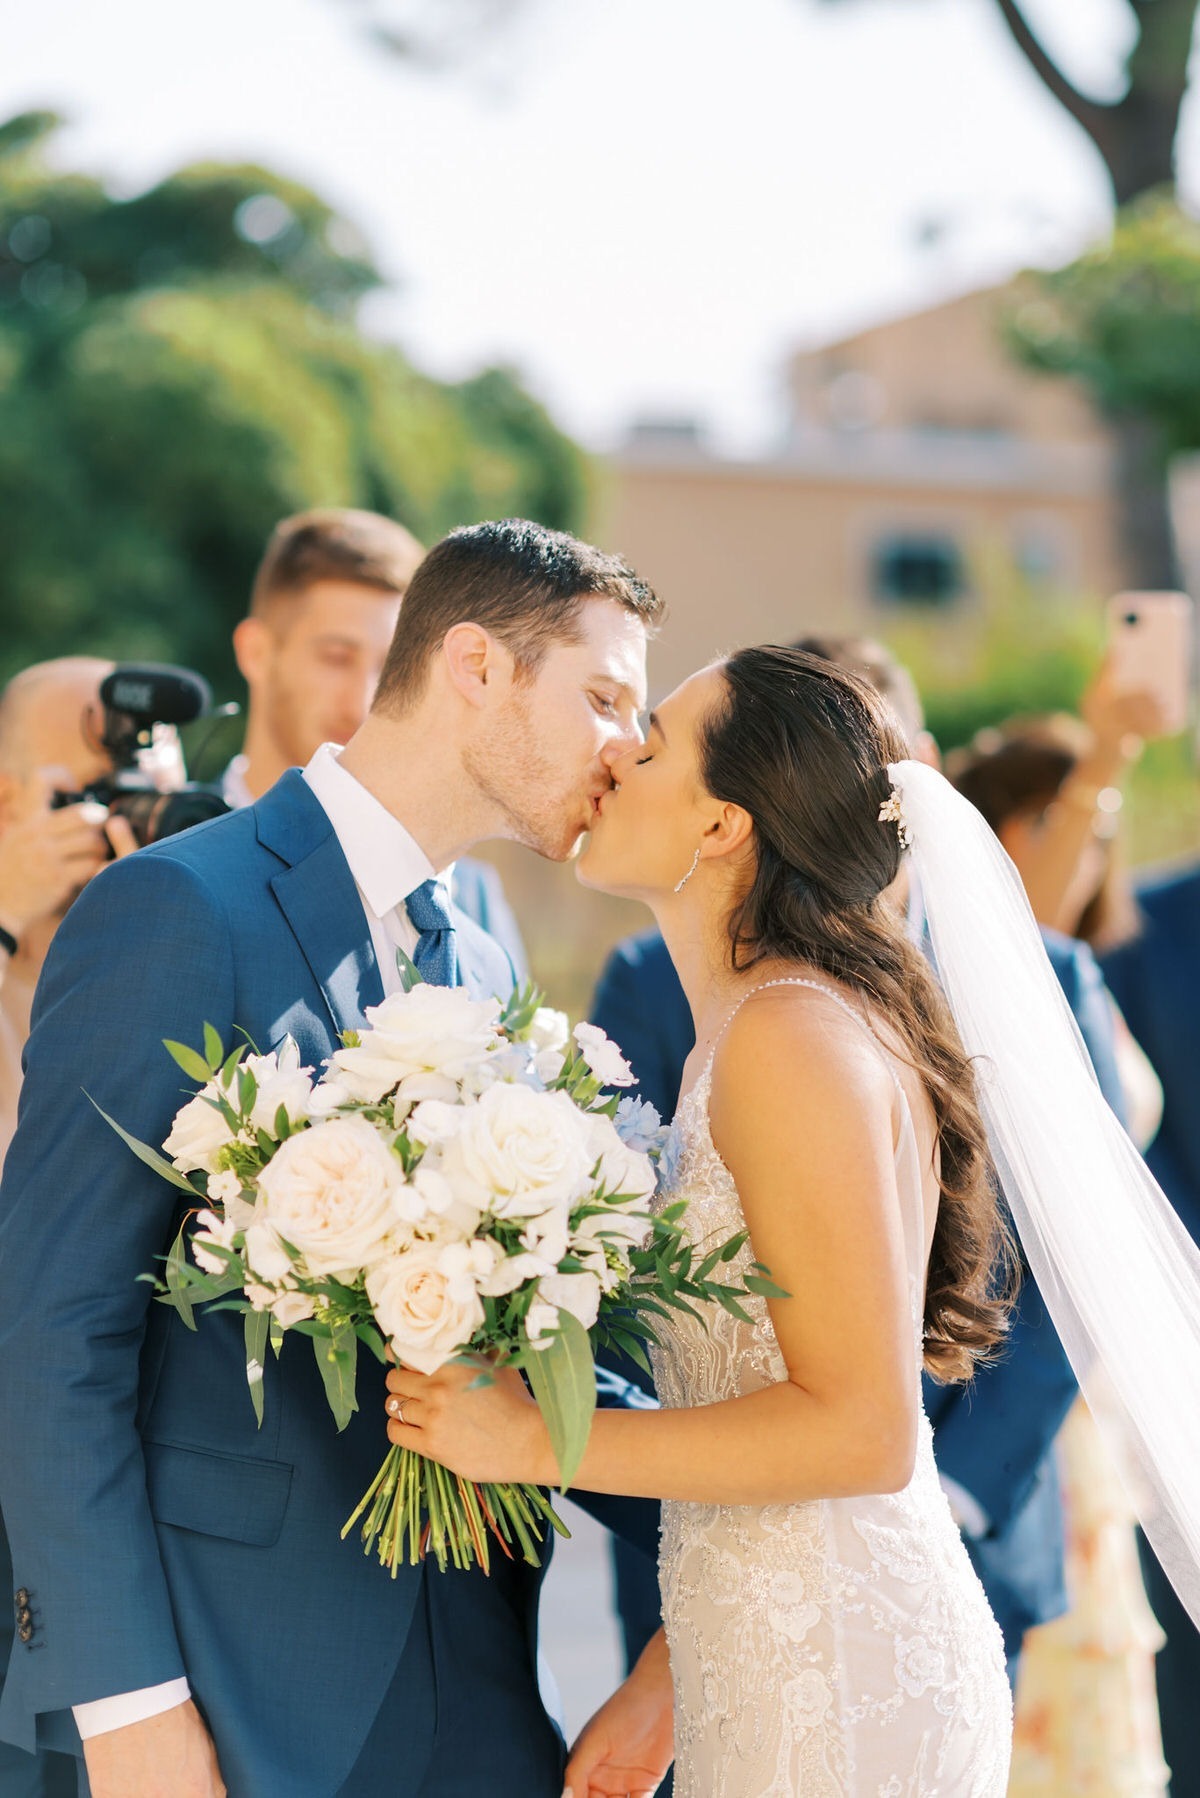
0 521 663 1798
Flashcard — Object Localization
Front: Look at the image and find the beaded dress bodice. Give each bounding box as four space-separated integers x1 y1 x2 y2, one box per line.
650 979 1012 1797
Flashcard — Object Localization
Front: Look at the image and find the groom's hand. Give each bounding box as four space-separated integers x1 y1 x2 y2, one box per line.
563 1627 673 1798
82 1700 226 1798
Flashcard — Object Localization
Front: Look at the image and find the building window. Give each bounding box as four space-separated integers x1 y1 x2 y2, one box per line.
872 534 966 606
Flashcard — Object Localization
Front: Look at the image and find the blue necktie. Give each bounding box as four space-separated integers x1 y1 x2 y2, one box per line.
405 878 459 988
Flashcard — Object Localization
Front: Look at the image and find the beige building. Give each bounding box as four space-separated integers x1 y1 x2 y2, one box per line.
596 284 1121 699
486 285 1132 1015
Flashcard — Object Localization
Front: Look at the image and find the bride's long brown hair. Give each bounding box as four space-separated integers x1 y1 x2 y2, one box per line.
700 646 1014 1382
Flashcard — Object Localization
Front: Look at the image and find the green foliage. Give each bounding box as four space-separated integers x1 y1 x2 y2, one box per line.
1006 193 1200 458
0 114 588 693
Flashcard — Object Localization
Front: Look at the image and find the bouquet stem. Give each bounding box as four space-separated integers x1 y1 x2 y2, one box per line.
342 1446 570 1577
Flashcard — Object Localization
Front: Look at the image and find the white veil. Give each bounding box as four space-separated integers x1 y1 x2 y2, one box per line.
889 757 1200 1630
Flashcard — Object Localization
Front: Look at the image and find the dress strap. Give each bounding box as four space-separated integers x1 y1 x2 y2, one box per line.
703 976 906 1102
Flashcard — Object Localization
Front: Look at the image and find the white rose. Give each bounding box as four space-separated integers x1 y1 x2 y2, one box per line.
191 1208 237 1276
440 1084 593 1219
366 1242 485 1374
162 1089 235 1175
243 1040 314 1138
330 985 501 1104
255 1114 401 1279
537 1269 602 1332
572 1022 636 1089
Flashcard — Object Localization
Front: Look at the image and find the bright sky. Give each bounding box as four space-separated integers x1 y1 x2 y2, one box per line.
1 0 1184 452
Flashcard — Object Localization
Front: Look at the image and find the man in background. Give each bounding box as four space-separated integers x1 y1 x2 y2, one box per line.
1104 863 1200 1796
0 656 132 1798
228 507 526 971
591 636 1126 1704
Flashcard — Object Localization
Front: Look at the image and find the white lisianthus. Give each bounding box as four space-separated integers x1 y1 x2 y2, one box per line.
255 1115 401 1279
393 1165 483 1240
460 1041 535 1097
519 1205 571 1268
582 1111 658 1206
405 1099 466 1149
524 1299 560 1350
572 1203 653 1256
267 1289 317 1329
163 1089 236 1175
477 1247 557 1297
441 1084 593 1219
243 1039 314 1138
528 1008 570 1054
191 1208 238 1275
537 1270 602 1332
613 1095 666 1155
572 1022 636 1089
366 1242 486 1375
330 986 501 1103
306 1071 355 1118
243 1219 295 1284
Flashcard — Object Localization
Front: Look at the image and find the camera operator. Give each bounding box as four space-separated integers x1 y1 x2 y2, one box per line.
0 656 139 1798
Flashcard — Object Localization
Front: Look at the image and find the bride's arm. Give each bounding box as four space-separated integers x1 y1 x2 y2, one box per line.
385 998 921 1506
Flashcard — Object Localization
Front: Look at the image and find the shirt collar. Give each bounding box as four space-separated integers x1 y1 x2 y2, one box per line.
301 743 448 920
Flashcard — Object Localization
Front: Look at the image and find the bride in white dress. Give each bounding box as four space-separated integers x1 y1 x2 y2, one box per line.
390 648 1015 1794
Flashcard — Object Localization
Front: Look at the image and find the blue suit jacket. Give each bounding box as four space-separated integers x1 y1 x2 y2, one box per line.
0 774 656 1792
1101 862 1200 1245
591 923 1128 1658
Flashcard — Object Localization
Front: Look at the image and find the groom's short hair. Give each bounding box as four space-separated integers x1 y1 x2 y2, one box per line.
372 519 662 713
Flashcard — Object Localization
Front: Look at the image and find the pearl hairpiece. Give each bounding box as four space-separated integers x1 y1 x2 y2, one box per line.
878 787 913 850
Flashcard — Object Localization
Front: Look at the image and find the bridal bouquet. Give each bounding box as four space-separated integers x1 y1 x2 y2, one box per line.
100 967 772 1577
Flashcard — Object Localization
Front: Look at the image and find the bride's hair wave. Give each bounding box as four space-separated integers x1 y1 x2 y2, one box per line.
700 645 1015 1382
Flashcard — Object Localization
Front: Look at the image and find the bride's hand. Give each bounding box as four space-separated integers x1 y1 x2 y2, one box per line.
384 1357 556 1484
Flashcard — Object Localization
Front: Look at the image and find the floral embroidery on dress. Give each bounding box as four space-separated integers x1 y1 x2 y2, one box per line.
650 978 1013 1797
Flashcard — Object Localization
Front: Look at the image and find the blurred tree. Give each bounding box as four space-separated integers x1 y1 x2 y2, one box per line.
822 0 1200 585
0 111 588 693
1008 195 1200 588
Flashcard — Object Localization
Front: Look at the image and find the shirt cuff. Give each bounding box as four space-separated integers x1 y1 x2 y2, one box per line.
73 1678 191 1741
939 1474 991 1540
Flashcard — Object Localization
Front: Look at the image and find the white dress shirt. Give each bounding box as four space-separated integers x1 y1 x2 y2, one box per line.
74 746 454 1741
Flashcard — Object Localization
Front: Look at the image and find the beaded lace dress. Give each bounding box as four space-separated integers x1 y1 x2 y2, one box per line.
651 979 1013 1797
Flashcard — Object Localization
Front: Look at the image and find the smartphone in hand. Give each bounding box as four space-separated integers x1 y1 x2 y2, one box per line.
1106 591 1193 736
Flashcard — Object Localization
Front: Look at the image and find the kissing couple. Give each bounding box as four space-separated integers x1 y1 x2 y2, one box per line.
3 519 1199 1798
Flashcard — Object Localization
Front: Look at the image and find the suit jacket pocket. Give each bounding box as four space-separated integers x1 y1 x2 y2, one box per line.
145 1440 293 1548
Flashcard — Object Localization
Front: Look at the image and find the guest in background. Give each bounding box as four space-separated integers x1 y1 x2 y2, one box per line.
1102 849 1200 1798
949 710 1170 1798
0 656 137 1798
590 636 1125 1712
229 507 527 975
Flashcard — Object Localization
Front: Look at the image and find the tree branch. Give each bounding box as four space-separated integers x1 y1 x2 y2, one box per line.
991 0 1116 140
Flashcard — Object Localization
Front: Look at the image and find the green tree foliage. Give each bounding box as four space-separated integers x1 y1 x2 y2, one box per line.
0 111 589 692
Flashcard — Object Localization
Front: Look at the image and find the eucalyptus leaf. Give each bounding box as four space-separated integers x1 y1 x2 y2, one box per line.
244 1308 269 1425
202 1022 224 1070
163 1038 212 1085
87 1094 201 1195
315 1320 359 1432
163 1223 197 1330
522 1309 596 1493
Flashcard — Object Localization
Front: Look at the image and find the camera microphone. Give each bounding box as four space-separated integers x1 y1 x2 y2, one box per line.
99 665 212 729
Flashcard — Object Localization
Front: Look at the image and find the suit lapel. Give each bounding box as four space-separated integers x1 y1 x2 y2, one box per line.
256 772 385 1038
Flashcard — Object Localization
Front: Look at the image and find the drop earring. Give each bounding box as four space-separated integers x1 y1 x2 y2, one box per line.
674 847 702 893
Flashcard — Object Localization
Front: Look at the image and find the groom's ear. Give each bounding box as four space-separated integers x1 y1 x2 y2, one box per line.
441 623 506 709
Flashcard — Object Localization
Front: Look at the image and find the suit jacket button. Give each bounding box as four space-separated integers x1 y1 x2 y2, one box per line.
14 1590 28 1609
17 1625 32 1644
16 1607 30 1627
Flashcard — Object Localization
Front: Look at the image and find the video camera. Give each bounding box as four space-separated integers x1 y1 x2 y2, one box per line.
52 664 231 849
